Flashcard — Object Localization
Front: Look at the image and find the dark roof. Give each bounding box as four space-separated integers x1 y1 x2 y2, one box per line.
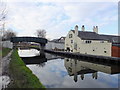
78 31 105 40
71 30 120 43
60 37 66 39
100 34 120 43
112 44 120 47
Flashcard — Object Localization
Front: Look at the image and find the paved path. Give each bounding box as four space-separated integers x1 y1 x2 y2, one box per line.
1 50 13 75
0 50 13 89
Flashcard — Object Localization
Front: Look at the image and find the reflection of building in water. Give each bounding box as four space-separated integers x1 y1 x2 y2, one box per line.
64 58 97 82
64 58 120 82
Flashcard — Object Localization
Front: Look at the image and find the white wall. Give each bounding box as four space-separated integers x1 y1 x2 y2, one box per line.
65 30 112 56
46 41 64 50
65 30 76 51
2 41 13 49
76 39 112 56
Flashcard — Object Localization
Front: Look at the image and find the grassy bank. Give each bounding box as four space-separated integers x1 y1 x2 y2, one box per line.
2 47 11 57
0 50 2 58
9 49 45 88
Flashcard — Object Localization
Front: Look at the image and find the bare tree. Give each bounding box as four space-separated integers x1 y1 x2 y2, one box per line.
0 0 7 21
0 1 7 41
35 29 46 38
2 29 17 41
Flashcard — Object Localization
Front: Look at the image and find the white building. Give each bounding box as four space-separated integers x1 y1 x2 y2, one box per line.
46 37 65 51
65 25 119 57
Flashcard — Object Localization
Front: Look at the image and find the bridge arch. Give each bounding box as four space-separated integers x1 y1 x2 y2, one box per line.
10 37 48 56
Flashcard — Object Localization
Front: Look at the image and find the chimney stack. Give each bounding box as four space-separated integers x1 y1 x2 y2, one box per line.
96 26 98 33
93 26 98 33
93 26 95 32
75 25 78 36
82 25 85 31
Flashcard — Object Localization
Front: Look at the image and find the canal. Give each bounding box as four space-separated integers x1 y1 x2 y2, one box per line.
18 49 120 88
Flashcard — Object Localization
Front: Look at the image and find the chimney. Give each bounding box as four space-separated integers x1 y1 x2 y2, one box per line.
75 25 78 36
93 26 98 33
96 26 98 33
81 25 85 31
93 26 95 32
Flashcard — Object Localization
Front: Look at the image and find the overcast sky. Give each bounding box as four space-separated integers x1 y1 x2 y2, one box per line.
2 0 119 39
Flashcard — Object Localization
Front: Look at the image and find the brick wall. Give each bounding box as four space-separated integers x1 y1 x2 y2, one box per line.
112 46 120 57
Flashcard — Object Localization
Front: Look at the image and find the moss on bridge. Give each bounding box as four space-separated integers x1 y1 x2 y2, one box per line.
9 49 45 88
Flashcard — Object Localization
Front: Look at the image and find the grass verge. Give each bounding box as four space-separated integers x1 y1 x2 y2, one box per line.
9 49 45 88
2 47 11 57
0 50 2 58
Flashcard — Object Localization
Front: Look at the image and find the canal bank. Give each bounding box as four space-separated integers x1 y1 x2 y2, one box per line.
1 47 12 89
8 49 45 88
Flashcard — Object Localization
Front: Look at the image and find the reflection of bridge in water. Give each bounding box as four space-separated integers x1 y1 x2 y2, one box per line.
21 53 62 65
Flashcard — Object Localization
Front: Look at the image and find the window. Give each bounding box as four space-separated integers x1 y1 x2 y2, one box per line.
69 34 72 38
68 67 72 73
85 52 87 54
71 63 72 67
66 59 69 62
100 40 104 43
85 40 92 44
66 47 70 52
71 40 73 43
74 43 77 50
104 51 107 53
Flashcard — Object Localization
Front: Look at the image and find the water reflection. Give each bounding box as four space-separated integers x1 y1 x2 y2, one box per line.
64 58 120 82
18 49 120 88
18 49 40 57
21 55 47 65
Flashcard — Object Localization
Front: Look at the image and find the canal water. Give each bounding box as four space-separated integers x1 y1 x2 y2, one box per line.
18 49 120 88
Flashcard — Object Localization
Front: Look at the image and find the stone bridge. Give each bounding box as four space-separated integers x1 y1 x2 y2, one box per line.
10 37 48 56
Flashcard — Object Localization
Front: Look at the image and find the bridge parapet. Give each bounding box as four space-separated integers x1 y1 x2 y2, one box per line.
10 37 47 44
